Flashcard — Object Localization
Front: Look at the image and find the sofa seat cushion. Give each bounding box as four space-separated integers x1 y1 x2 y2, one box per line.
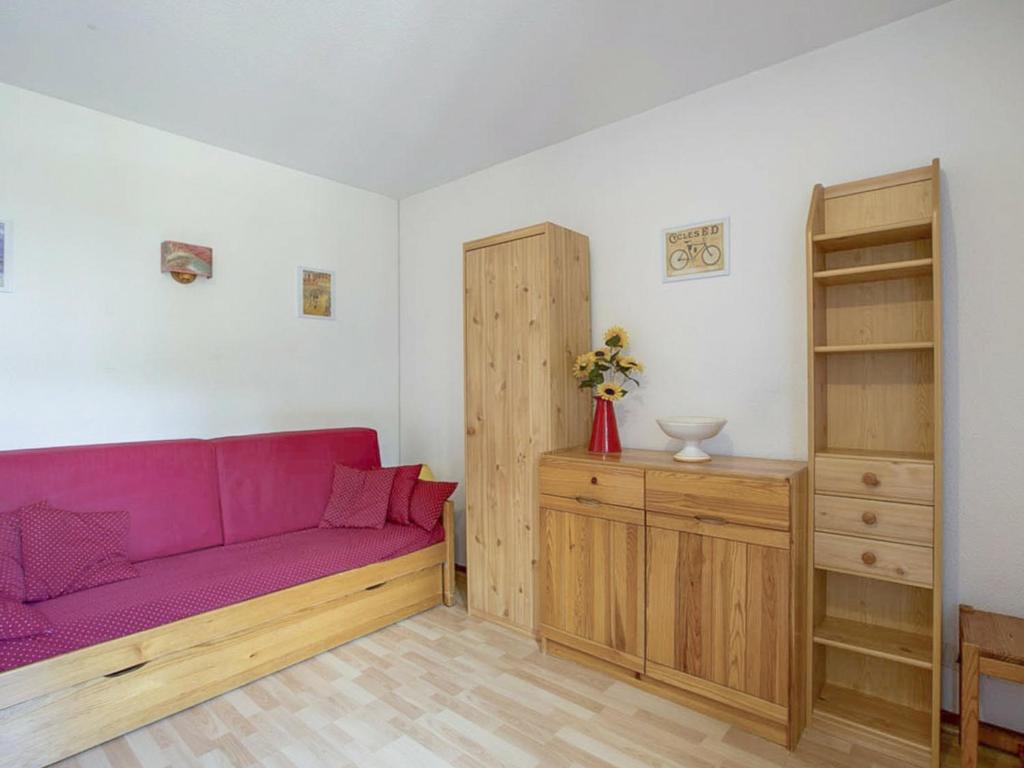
0 599 52 641
0 523 443 673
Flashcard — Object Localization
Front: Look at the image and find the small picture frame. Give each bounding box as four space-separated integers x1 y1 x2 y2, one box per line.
298 266 335 320
662 217 730 283
0 219 11 293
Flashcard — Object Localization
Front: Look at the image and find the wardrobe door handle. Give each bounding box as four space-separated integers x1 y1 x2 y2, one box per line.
861 551 877 566
862 511 878 526
862 472 880 487
574 496 601 507
695 515 728 526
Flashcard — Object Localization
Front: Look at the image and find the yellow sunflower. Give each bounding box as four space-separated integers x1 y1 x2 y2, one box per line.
603 325 630 348
591 347 614 362
572 352 594 379
618 355 645 373
597 382 625 401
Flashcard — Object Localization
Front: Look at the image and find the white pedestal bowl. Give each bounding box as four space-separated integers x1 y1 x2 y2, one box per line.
657 417 727 463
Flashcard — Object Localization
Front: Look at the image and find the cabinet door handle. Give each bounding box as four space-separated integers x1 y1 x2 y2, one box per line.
862 472 880 487
861 511 878 526
861 551 877 566
695 515 728 526
574 496 601 507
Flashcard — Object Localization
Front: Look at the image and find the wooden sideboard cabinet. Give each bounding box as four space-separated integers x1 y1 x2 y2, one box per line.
539 447 809 749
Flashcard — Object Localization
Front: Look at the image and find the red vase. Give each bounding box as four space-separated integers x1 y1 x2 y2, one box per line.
588 397 622 454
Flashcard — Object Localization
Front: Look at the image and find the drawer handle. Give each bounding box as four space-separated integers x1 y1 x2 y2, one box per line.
861 511 878 526
105 661 148 678
695 515 728 526
861 551 877 566
590 476 599 485
574 496 601 507
861 472 880 487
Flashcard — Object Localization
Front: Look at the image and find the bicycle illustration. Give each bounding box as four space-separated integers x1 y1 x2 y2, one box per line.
668 238 722 272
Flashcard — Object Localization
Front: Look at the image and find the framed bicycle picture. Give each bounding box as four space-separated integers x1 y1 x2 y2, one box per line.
661 217 730 283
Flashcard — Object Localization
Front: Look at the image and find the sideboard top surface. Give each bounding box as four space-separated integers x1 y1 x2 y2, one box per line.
542 446 806 481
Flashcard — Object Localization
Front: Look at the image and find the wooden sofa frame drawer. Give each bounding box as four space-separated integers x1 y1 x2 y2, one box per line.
539 459 644 509
815 454 933 504
814 494 933 545
0 505 456 768
645 470 791 530
814 531 933 587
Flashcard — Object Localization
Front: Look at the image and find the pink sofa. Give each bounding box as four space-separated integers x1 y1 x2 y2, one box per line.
0 428 445 673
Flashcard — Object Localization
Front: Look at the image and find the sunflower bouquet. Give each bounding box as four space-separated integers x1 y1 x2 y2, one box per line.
573 326 645 400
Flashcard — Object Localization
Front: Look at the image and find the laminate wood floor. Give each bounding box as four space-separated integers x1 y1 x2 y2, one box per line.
54 596 1014 768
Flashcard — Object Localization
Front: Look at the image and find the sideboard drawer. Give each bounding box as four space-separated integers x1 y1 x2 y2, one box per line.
539 460 644 509
815 454 933 504
645 470 790 530
815 531 933 587
814 495 933 545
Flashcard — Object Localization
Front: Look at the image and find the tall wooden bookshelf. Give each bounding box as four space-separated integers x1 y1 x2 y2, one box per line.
805 160 943 766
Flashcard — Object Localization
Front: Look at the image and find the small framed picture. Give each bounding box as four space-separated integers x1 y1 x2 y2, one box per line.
662 217 730 283
298 266 335 320
0 220 10 293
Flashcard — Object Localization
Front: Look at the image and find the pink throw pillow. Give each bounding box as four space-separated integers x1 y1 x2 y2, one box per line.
20 505 139 602
387 464 423 525
0 501 50 603
409 480 457 531
0 598 53 640
320 465 398 529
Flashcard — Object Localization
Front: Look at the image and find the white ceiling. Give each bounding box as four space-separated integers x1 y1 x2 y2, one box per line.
0 0 948 198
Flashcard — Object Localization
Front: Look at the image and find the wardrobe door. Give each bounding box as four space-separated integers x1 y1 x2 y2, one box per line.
646 526 790 708
464 234 549 628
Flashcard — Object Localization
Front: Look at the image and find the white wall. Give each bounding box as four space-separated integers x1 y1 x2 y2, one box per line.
0 83 401 461
399 0 1024 727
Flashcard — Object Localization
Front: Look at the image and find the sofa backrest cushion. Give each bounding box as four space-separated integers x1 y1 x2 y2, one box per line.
213 428 381 544
0 440 222 562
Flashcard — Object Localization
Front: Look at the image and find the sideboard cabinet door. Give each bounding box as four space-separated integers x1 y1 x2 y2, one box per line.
539 505 645 672
646 526 790 707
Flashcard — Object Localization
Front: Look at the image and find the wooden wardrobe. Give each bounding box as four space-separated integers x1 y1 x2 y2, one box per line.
463 222 591 633
805 160 944 766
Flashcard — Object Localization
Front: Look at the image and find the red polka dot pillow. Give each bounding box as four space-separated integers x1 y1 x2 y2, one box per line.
20 504 139 602
387 464 423 525
320 465 398 530
409 480 457 531
0 598 52 640
0 503 36 603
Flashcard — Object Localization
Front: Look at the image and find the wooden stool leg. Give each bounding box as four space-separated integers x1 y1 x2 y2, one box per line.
961 640 980 768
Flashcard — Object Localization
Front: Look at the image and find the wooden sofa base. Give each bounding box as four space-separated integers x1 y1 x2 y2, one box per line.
1 504 456 768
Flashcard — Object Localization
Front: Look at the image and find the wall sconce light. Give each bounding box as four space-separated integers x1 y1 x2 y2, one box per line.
161 241 213 284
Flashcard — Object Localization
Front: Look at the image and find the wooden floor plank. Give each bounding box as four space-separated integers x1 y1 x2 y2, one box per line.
45 590 1011 768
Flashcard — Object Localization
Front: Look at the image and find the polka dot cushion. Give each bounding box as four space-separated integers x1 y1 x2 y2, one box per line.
387 464 423 525
0 598 52 641
409 480 457 531
20 505 139 602
319 465 397 529
0 523 443 672
0 502 46 603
